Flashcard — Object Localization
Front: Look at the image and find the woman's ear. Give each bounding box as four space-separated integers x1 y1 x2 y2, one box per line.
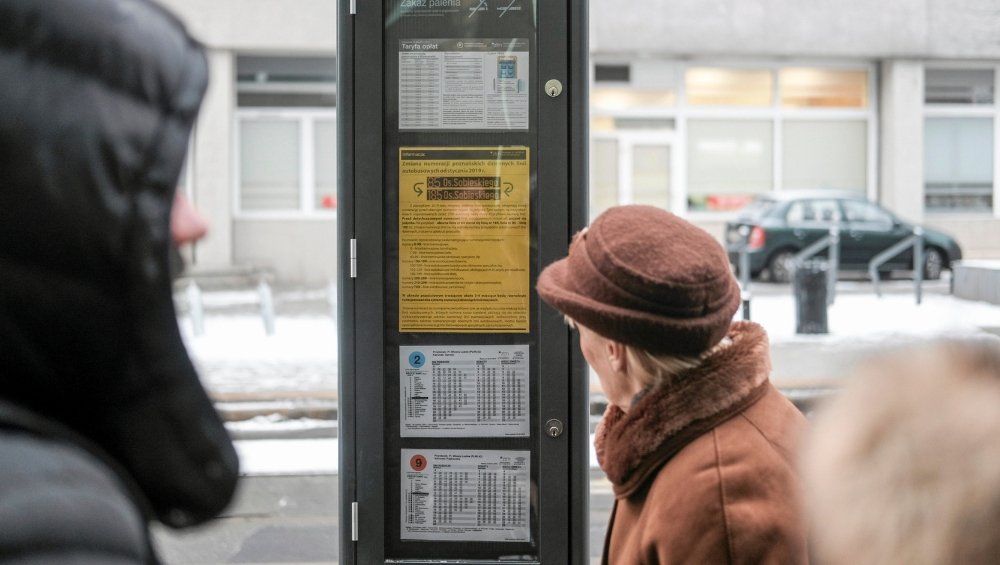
606 340 628 374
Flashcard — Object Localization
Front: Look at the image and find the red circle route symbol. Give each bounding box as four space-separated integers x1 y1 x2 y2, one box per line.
409 454 427 472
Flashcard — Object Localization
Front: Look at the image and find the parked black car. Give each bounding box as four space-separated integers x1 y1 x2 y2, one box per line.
725 191 963 283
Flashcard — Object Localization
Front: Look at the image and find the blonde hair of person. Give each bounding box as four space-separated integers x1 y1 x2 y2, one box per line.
565 316 728 389
802 335 1000 565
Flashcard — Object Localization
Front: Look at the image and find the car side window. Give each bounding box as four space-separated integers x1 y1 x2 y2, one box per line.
785 199 841 224
842 200 893 226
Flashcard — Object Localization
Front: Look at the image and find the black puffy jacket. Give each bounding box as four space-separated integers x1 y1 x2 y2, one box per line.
0 0 239 558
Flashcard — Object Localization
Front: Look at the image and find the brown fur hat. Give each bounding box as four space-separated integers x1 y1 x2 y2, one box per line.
536 205 740 356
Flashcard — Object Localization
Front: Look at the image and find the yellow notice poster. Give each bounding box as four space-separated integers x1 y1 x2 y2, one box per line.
399 147 530 333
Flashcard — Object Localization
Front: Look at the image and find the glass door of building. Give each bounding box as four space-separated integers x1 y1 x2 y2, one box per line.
590 131 677 220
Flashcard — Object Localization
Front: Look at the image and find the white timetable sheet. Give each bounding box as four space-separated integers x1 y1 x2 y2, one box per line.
401 449 530 542
398 38 529 130
400 345 529 437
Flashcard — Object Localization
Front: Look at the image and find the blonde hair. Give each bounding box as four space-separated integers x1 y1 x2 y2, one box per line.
565 315 724 388
803 336 1000 565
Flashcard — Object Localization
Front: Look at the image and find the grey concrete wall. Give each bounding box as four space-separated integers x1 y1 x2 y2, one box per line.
926 217 1000 260
591 0 1000 59
879 60 924 224
234 219 338 286
160 0 336 52
192 51 235 270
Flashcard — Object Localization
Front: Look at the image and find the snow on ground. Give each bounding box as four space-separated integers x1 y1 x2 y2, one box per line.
180 284 1000 475
235 439 338 475
751 291 1000 343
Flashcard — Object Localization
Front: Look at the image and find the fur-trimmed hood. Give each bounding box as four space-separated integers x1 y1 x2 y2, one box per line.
595 321 771 496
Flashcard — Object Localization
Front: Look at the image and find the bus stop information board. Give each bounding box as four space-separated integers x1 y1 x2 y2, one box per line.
399 146 530 333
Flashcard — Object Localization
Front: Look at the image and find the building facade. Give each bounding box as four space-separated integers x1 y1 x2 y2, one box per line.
163 0 1000 285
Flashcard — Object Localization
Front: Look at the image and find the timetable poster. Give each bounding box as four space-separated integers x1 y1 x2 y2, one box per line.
400 345 529 437
401 449 530 542
398 147 530 333
399 38 529 131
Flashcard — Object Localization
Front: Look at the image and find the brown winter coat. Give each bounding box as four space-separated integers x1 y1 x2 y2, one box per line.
595 322 809 564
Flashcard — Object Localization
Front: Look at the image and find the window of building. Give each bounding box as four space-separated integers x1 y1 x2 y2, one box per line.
782 120 867 191
924 117 994 212
925 69 994 105
594 64 630 83
924 66 997 214
314 119 337 210
592 61 678 112
237 55 336 108
687 120 773 211
592 88 677 111
590 62 873 214
239 119 301 210
591 139 620 218
236 56 337 216
685 68 773 107
780 68 868 108
237 112 338 215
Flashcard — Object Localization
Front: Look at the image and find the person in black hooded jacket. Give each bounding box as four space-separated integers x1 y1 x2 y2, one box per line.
0 0 239 563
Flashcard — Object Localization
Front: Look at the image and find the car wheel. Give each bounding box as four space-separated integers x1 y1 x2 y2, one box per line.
766 250 796 283
923 247 944 280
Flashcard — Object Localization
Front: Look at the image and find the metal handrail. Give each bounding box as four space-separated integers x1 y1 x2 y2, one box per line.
868 226 924 304
791 226 841 306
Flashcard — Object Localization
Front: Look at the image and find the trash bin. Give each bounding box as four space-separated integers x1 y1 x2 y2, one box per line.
794 259 828 334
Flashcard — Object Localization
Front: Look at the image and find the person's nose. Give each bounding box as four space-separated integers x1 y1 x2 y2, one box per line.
171 192 209 245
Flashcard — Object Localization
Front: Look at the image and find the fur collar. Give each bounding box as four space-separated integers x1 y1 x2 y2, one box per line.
595 321 771 497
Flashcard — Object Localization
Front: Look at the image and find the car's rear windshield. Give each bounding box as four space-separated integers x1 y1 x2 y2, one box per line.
736 198 777 221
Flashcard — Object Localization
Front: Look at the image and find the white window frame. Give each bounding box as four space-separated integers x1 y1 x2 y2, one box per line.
590 130 681 216
234 108 338 220
923 63 1000 218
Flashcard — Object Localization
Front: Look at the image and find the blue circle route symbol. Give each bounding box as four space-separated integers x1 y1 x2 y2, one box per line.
408 351 426 368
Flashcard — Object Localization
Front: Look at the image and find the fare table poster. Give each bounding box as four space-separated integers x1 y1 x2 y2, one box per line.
400 345 529 437
399 147 530 333
398 38 529 131
401 449 530 542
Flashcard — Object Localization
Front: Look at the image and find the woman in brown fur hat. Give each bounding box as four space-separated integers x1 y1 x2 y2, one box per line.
537 205 809 564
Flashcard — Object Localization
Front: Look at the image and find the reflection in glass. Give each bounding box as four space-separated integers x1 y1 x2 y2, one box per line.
240 119 301 210
685 68 772 107
782 120 867 191
780 68 868 108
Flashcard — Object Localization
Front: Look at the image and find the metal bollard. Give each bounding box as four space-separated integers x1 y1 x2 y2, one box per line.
738 225 752 320
327 279 338 322
186 281 205 336
258 279 275 335
913 226 924 305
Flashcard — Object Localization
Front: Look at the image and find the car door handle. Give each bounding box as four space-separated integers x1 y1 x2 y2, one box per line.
793 229 805 238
